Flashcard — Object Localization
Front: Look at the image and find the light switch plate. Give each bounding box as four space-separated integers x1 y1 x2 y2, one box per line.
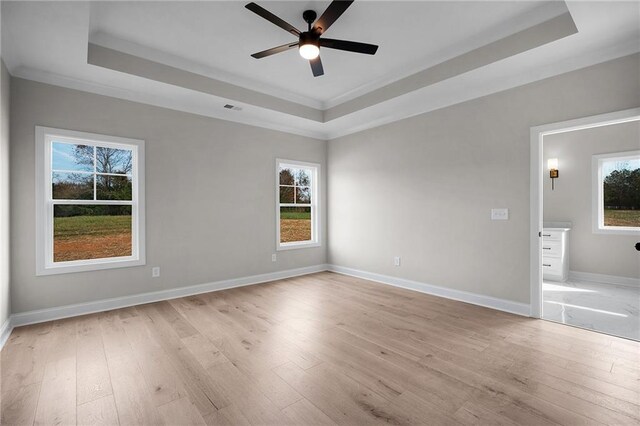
491 208 509 220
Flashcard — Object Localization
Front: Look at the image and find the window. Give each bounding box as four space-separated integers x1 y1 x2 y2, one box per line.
36 127 145 275
276 159 320 250
592 150 640 235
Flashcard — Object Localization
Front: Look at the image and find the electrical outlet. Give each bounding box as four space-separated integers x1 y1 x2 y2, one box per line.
152 267 160 278
272 254 277 262
394 256 401 267
491 208 509 220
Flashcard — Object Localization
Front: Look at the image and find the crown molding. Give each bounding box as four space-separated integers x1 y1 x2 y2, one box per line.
324 11 578 122
86 9 581 127
88 43 323 123
10 37 639 142
90 31 325 111
323 43 640 140
10 66 329 140
321 0 572 109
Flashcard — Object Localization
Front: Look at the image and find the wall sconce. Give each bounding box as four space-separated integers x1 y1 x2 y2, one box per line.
547 158 559 190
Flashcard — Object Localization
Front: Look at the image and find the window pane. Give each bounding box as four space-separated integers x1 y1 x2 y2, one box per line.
295 169 311 186
97 175 132 200
96 147 133 174
279 168 294 185
53 205 132 262
603 158 640 227
52 172 94 200
52 142 94 172
296 186 311 204
280 206 311 243
279 186 294 203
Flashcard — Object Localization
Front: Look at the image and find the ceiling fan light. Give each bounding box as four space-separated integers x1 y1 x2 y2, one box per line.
299 43 319 60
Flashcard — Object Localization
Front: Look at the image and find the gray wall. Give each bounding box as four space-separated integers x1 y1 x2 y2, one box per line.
1 60 10 325
328 53 640 304
10 78 327 314
544 121 640 279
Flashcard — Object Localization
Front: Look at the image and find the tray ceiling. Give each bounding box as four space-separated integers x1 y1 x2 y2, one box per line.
2 1 639 139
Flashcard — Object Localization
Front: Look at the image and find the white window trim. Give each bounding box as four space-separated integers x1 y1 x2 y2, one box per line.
591 150 640 235
276 159 321 251
35 126 146 275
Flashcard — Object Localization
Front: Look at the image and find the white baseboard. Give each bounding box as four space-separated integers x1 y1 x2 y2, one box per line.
0 317 12 349
569 270 640 288
3 262 533 350
9 264 329 329
328 264 531 317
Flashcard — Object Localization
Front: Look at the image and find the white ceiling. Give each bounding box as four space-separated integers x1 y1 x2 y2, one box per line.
88 1 566 106
2 1 639 139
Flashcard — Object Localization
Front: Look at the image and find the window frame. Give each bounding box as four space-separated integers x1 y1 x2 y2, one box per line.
35 126 146 275
276 158 321 251
591 150 640 235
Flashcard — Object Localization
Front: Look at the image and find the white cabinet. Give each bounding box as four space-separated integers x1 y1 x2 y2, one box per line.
542 228 570 282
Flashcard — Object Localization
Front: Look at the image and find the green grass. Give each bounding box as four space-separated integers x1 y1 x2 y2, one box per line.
280 211 311 220
54 215 131 238
604 209 640 227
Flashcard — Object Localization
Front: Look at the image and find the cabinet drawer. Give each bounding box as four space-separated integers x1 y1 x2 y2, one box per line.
541 241 562 258
541 230 562 241
542 257 562 275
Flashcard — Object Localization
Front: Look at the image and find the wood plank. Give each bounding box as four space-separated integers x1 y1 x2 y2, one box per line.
76 314 113 405
76 395 119 426
108 354 164 425
0 382 41 426
157 397 207 425
99 311 164 425
281 398 337 425
34 356 76 426
202 404 251 426
273 361 394 425
453 400 519 426
135 303 229 414
211 336 304 409
152 300 199 338
205 361 295 425
46 318 78 362
1 322 53 392
181 333 227 370
120 314 189 407
1 271 637 425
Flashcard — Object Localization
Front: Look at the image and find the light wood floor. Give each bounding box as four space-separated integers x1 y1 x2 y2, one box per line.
2 272 639 425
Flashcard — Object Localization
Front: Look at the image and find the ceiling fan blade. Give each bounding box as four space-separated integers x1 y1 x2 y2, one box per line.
245 2 301 36
251 42 299 59
310 56 324 77
313 0 354 35
320 38 378 55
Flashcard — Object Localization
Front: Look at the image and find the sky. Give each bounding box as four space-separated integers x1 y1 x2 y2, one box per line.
602 157 640 178
52 142 93 172
52 141 132 174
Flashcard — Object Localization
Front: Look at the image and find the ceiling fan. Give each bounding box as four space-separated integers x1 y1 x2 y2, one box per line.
245 0 378 77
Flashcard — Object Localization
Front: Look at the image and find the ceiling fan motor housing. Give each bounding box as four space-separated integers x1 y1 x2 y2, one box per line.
299 31 320 47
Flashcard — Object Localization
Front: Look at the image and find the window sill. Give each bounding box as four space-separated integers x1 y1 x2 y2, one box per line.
593 226 640 236
277 241 321 251
37 257 145 276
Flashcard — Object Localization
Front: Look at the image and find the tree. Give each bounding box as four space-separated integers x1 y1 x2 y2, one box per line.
604 168 640 209
52 145 133 217
279 168 294 185
73 145 132 174
74 145 132 202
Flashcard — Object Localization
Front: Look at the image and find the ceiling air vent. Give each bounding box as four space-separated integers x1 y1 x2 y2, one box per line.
223 104 242 111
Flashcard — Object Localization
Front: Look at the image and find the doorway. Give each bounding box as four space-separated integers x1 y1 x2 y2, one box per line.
530 109 640 341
